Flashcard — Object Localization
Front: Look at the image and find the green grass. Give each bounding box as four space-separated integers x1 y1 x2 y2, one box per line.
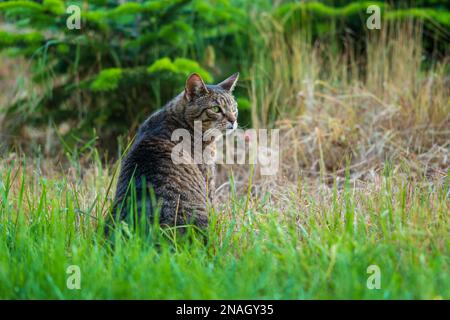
0 158 448 299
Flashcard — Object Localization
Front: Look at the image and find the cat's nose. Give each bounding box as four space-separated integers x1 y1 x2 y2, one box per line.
226 121 237 130
226 113 236 123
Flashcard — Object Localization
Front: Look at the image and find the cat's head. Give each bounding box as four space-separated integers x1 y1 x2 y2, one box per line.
183 72 239 136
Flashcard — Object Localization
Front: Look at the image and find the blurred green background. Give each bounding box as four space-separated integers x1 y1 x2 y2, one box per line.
0 0 448 156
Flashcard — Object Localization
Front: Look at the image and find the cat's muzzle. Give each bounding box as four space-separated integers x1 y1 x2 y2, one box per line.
226 121 237 130
226 121 238 134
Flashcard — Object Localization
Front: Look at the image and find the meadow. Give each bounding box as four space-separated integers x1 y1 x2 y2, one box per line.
0 155 448 299
0 1 449 299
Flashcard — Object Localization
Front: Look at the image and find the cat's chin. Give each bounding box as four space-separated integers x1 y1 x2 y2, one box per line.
225 122 238 135
225 128 236 135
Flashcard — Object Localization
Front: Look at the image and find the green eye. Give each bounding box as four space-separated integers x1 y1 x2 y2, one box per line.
211 106 221 113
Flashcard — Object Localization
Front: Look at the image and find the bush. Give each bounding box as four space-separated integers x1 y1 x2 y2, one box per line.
0 0 248 154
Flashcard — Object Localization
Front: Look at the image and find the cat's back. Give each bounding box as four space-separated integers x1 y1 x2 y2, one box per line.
114 104 208 226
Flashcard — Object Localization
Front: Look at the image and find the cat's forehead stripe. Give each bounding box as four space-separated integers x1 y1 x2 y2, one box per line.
216 94 234 108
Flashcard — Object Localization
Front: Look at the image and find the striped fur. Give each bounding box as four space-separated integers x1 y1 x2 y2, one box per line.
112 73 239 230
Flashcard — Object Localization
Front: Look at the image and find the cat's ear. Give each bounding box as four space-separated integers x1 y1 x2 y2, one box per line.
218 72 239 92
185 73 208 101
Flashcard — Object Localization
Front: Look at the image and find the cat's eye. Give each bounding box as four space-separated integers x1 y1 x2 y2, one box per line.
211 106 221 113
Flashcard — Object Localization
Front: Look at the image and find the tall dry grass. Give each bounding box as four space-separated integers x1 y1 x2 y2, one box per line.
1 18 449 207
223 20 449 199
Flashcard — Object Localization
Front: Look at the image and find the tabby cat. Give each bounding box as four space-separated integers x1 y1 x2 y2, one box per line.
111 72 239 230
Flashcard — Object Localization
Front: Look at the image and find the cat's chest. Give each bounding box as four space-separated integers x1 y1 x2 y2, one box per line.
197 142 216 179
